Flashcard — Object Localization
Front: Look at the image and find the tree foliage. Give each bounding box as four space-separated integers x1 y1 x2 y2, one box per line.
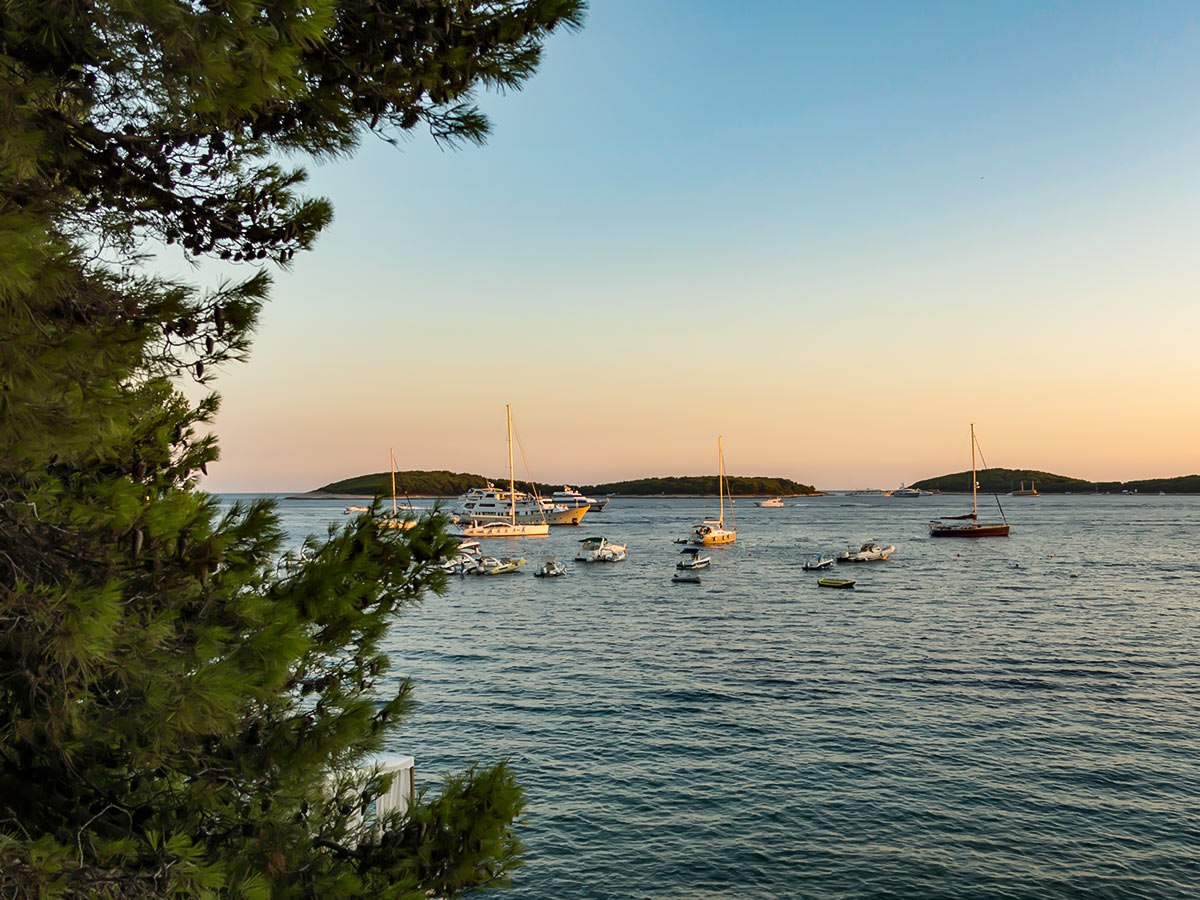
1 0 584 896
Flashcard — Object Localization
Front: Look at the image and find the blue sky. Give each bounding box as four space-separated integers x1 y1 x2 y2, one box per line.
200 1 1200 490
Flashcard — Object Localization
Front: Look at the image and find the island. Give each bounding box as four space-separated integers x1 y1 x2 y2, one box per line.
301 471 819 498
911 468 1200 494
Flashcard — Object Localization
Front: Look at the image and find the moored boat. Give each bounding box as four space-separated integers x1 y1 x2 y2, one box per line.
533 556 566 578
836 542 894 562
677 547 711 569
929 424 1011 537
458 520 548 538
456 405 550 538
802 554 834 571
691 437 737 545
552 486 607 512
574 536 627 563
1011 481 1038 497
818 578 855 589
672 571 701 584
467 556 525 575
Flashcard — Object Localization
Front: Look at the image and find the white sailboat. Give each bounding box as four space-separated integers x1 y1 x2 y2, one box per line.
378 448 417 530
690 436 736 545
458 406 549 538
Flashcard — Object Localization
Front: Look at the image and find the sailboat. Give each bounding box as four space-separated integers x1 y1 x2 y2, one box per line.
690 436 736 545
378 448 417 530
458 405 550 538
928 424 1010 537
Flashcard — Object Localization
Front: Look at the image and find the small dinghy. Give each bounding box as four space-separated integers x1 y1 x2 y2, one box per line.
672 571 702 584
818 578 855 589
468 556 525 576
802 554 834 571
533 556 566 578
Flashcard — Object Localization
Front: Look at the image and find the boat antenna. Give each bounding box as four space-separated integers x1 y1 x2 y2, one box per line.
721 437 736 529
390 448 398 517
972 428 1008 524
717 436 724 527
970 423 977 519
506 404 515 525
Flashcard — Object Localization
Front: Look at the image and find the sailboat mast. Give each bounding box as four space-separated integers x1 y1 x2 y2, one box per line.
970 423 978 518
718 436 725 527
507 404 515 525
390 448 398 516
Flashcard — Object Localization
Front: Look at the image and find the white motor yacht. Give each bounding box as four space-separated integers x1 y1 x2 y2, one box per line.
574 536 627 563
552 486 608 512
755 497 785 508
836 542 895 562
453 484 585 527
677 547 711 569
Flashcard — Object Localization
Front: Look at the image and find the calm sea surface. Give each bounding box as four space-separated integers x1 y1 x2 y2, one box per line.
224 494 1200 899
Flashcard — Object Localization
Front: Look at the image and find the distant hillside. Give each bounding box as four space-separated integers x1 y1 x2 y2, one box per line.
580 475 817 496
318 470 490 496
911 468 1200 494
315 471 816 496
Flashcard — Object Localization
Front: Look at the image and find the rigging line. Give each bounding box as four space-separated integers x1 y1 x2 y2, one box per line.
723 442 736 528
510 421 548 521
972 434 1008 524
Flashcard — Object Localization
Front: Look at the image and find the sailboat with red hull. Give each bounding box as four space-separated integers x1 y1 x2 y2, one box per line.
929 424 1010 537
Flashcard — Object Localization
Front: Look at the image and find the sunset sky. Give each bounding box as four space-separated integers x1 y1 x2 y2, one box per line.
192 0 1200 492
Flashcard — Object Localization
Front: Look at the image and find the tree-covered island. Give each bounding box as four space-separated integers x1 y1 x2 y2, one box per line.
313 471 819 497
911 468 1200 494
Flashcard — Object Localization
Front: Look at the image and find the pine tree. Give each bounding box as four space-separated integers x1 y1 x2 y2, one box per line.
0 1 584 896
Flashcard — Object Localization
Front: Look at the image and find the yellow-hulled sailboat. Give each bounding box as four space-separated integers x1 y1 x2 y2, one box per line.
690 436 736 545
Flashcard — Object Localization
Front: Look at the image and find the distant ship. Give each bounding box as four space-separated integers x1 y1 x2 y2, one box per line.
551 486 608 512
1011 481 1038 497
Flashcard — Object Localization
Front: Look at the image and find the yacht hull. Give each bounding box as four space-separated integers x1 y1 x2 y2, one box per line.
691 529 736 546
458 522 549 538
544 506 588 526
929 523 1010 537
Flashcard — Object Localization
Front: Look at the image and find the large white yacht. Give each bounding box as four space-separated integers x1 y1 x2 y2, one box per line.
454 484 586 526
551 486 608 512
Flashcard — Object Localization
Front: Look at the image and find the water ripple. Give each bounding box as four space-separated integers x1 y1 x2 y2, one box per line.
261 494 1200 899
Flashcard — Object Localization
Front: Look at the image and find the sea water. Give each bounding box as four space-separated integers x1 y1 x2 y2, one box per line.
228 494 1200 899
